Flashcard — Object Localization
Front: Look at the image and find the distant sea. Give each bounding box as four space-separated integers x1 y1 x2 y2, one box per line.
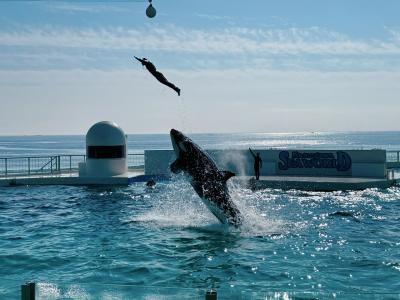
0 131 399 299
1 131 400 157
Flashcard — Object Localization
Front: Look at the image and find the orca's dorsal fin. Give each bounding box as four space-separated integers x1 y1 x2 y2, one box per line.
170 158 183 174
220 170 235 182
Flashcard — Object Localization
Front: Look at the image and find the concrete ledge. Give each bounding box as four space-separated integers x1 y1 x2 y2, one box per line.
387 162 400 169
1 176 128 186
1 172 397 191
0 171 147 186
128 174 170 183
235 176 397 191
145 149 389 178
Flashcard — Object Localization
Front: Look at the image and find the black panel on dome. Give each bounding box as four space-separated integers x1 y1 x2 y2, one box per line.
87 145 125 159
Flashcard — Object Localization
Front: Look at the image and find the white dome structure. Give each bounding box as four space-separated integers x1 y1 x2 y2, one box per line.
83 121 127 177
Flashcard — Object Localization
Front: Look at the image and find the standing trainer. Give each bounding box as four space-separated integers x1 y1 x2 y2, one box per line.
249 148 262 180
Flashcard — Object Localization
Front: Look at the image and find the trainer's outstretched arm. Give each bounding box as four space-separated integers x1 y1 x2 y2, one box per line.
249 148 256 158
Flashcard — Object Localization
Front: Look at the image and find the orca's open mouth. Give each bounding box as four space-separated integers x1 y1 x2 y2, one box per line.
170 128 188 155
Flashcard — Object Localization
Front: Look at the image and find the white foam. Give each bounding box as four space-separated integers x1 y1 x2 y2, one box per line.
228 181 289 237
132 178 289 237
132 179 218 228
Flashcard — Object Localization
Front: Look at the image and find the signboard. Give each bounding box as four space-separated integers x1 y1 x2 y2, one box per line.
278 151 352 175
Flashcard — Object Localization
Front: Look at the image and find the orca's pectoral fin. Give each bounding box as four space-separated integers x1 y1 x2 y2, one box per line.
170 159 183 174
220 170 235 182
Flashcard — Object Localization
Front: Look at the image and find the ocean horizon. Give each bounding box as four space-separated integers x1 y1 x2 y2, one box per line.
1 131 400 157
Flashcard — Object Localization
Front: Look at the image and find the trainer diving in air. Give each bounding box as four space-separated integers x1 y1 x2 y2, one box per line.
134 56 181 96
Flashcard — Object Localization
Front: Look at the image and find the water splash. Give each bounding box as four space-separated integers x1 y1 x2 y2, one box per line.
217 150 248 176
132 177 289 237
131 178 217 228
229 181 290 237
178 96 189 133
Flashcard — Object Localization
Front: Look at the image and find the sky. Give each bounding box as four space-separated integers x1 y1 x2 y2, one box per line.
0 0 400 135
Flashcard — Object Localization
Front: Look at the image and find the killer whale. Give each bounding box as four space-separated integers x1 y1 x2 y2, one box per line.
169 129 242 226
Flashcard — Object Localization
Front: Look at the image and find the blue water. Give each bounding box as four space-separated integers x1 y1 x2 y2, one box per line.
1 132 400 299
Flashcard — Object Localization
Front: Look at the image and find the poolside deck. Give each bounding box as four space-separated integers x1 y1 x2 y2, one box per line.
1 170 398 190
0 169 147 186
237 175 398 191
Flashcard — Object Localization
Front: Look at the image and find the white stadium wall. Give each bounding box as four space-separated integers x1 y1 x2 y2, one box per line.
144 149 387 179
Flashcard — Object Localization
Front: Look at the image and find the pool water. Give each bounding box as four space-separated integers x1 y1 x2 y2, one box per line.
0 132 399 298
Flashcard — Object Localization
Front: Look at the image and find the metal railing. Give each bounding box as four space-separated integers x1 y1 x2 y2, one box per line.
386 150 400 162
127 153 145 169
386 150 400 170
0 154 144 178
